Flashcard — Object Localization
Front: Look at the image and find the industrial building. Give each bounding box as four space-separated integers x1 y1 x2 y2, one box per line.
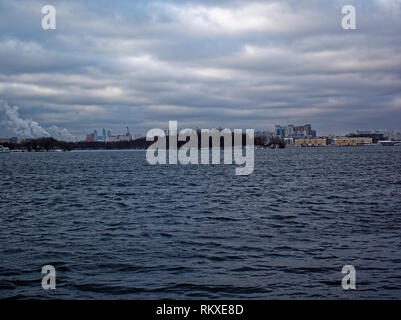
106 127 133 142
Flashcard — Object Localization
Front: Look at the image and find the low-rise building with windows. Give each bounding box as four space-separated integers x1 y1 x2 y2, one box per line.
333 137 373 146
294 138 327 147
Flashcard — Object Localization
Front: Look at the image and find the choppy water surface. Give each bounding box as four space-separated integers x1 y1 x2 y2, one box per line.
1 147 401 299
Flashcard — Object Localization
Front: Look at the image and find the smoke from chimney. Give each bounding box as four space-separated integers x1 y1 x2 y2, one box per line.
0 99 76 141
47 125 76 142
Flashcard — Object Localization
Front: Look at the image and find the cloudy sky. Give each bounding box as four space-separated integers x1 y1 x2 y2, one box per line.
0 0 401 138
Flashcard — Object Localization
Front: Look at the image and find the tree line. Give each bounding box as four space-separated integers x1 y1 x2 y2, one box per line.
2 134 278 152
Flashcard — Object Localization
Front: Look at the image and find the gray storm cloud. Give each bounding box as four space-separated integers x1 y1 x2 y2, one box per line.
0 0 400 135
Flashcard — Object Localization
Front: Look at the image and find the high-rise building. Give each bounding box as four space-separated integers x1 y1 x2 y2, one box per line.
274 124 317 139
85 128 133 142
275 125 286 138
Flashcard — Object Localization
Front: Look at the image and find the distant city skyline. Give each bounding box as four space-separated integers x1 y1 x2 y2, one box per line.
1 0 401 138
1 95 401 141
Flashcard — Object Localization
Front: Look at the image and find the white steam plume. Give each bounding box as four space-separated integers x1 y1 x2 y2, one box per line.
47 125 76 142
0 99 76 141
0 99 50 138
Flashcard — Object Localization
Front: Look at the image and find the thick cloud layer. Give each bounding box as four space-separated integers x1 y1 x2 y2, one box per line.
0 0 400 137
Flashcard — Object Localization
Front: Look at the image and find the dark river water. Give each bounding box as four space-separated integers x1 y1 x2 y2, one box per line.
1 147 401 299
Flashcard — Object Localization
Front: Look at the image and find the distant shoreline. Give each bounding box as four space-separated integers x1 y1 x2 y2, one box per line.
1 135 400 153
